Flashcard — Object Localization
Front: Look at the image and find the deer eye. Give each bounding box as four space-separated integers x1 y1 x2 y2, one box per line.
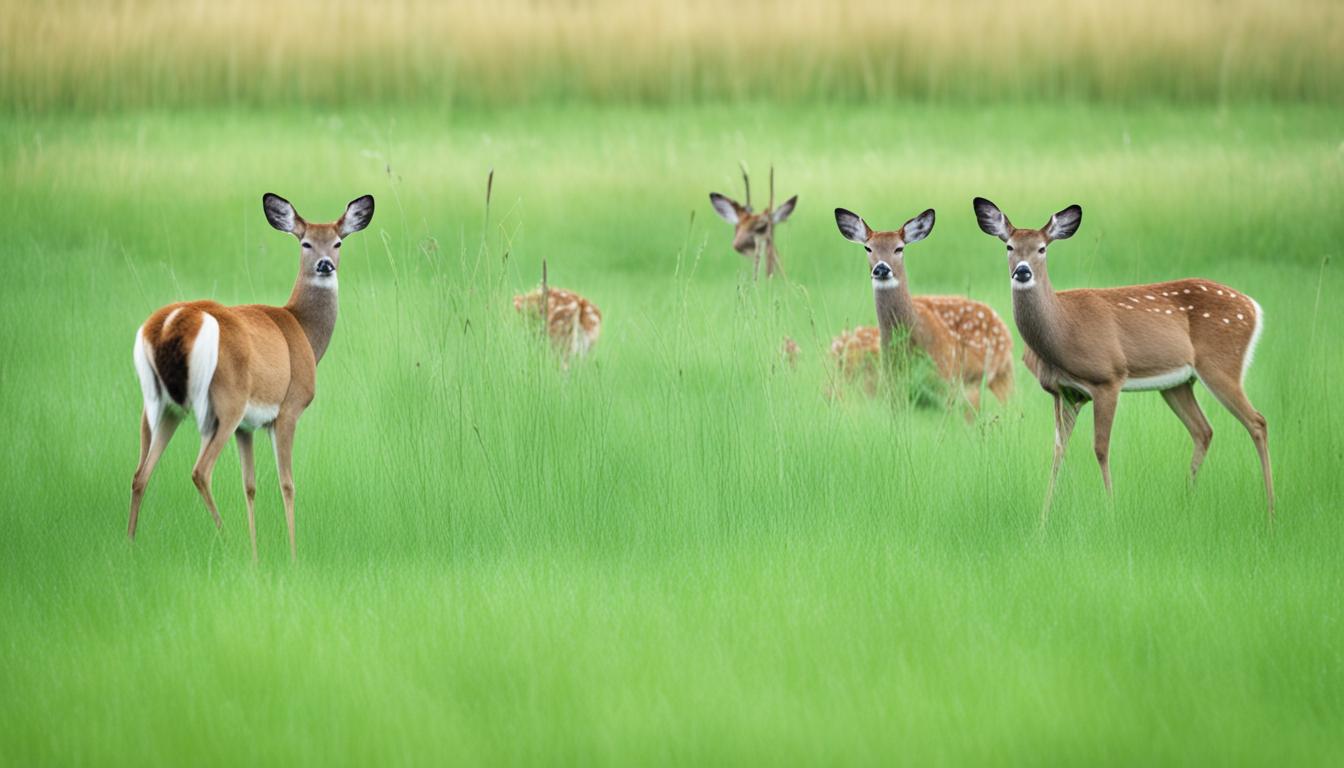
1006 245 1014 252
1038 246 1046 254
895 246 904 253
302 242 312 249
334 241 342 249
864 246 872 253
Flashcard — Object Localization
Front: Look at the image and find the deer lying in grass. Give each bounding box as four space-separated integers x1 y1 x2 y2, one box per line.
709 166 797 279
834 207 1014 411
129 193 374 559
972 198 1273 521
513 286 603 364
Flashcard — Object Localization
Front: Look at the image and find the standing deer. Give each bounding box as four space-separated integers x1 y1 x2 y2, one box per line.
709 166 797 278
834 208 1014 411
129 193 374 559
972 198 1273 520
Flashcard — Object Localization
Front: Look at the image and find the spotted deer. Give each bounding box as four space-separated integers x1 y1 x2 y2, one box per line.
129 193 374 559
513 287 602 364
709 166 797 278
834 208 1014 411
972 198 1273 521
829 327 882 396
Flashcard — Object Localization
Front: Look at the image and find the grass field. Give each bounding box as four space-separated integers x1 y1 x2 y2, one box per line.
3 0 1344 763
2 102 1342 764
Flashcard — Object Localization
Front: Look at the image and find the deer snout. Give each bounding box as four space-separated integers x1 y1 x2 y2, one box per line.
871 262 893 280
315 258 336 275
1012 262 1033 284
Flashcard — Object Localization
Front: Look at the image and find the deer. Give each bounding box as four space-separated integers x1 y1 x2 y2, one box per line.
512 287 603 364
129 193 374 560
971 198 1273 521
709 165 797 279
834 207 1014 412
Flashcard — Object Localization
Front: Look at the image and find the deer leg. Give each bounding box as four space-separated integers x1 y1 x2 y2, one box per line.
236 430 258 561
191 408 244 531
962 384 981 423
269 417 300 561
1160 383 1214 482
129 409 182 540
988 367 1014 404
1091 385 1121 496
1198 369 1274 522
1043 392 1082 524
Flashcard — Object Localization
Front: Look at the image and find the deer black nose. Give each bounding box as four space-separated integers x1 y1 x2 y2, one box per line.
1012 263 1033 283
872 262 892 280
315 258 336 275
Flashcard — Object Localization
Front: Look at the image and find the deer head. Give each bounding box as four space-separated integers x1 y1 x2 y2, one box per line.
264 193 375 281
973 197 1081 291
834 207 936 289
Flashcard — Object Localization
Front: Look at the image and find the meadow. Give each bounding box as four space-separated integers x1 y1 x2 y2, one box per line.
3 2 1344 766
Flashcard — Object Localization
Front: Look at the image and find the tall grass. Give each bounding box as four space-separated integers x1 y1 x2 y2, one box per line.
3 0 1342 112
1 102 1342 763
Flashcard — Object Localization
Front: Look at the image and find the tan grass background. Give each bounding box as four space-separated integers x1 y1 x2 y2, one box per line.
2 0 1342 110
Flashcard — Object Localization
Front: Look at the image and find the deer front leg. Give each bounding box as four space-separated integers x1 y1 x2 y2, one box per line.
1042 392 1081 525
269 417 299 561
1090 384 1121 496
236 430 258 561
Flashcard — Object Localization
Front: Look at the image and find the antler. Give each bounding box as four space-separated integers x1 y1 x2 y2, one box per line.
739 161 751 210
768 164 775 213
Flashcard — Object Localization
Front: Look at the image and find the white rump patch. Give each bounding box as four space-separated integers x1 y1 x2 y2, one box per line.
133 326 163 430
162 307 183 332
1123 366 1194 392
188 313 221 434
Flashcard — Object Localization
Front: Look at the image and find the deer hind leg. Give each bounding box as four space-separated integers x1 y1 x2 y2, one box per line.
1091 384 1121 496
961 384 981 423
129 408 182 540
988 366 1014 404
1043 392 1083 524
1160 383 1214 481
236 430 259 561
191 405 245 531
1198 367 1274 522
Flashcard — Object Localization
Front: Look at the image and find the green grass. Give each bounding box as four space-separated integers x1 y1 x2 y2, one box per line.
2 102 1343 764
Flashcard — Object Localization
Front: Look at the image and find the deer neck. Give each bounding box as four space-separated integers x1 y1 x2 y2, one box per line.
874 270 921 353
1011 272 1065 364
285 273 339 364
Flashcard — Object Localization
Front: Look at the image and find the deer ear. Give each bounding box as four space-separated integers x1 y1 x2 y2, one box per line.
900 209 935 244
338 195 375 236
1045 204 1082 241
771 195 798 224
709 193 743 224
263 193 303 235
834 208 871 244
973 197 1012 241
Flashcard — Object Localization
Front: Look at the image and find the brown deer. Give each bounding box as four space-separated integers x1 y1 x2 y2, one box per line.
972 198 1273 521
709 166 797 278
513 287 602 364
834 207 1014 411
129 193 374 559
